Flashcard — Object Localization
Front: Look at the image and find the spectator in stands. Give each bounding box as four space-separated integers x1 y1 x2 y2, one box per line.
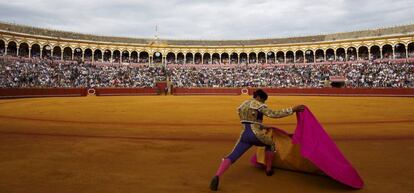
0 57 413 89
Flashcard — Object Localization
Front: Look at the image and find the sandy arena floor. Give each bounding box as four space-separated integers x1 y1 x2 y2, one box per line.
0 95 413 193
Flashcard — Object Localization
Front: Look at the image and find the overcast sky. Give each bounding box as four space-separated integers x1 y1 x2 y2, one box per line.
0 0 413 40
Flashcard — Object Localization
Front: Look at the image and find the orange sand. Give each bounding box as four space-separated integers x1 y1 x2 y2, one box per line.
0 96 413 193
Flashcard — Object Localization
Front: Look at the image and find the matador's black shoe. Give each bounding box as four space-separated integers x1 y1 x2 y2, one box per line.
266 168 274 176
210 175 219 191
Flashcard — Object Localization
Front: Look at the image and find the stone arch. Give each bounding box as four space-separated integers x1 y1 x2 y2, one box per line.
130 51 138 63
203 53 211 64
0 39 5 55
358 46 369 60
194 53 202 64
7 41 17 56
326 48 335 61
336 48 346 61
370 45 381 60
381 44 393 59
212 53 220 64
103 50 111 62
315 49 324 62
347 47 357 61
63 47 72 60
122 50 130 63
74 47 83 61
19 42 30 57
166 52 175 64
31 44 41 58
221 53 229 64
185 53 193 64
42 45 52 59
305 50 314 63
394 43 406 59
240 52 248 64
295 50 304 63
176 53 185 64
258 52 266 64
112 50 120 63
230 52 238 64
248 52 257 64
276 51 285 63
94 49 102 62
267 51 275 64
408 42 414 58
286 51 294 63
53 46 62 60
83 48 92 62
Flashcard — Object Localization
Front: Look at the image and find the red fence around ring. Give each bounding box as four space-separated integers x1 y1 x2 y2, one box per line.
94 88 159 96
247 88 414 96
0 88 87 98
172 88 242 95
1 88 414 98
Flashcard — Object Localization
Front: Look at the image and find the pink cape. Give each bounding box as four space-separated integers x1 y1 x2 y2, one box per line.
253 107 364 189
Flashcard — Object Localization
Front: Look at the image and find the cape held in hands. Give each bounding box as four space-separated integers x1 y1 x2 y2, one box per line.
252 106 364 189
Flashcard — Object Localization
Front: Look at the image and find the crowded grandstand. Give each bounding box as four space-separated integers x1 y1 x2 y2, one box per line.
1 22 414 89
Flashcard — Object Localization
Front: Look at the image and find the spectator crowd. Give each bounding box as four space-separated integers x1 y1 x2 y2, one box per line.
0 58 166 88
170 62 414 88
0 57 413 88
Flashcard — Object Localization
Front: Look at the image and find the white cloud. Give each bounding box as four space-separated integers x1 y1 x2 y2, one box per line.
0 0 413 39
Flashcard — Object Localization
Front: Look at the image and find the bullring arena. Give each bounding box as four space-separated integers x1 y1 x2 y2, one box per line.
0 22 414 193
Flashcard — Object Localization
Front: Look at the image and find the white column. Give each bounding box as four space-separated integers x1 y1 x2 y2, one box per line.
380 48 383 59
293 53 296 63
406 44 409 59
137 52 140 63
392 46 395 59
313 51 316 63
110 51 113 63
61 50 64 61
16 46 19 57
303 52 305 63
4 45 7 56
368 48 371 60
254 53 257 64
40 49 43 59
345 51 347 62
356 49 359 60
219 54 221 64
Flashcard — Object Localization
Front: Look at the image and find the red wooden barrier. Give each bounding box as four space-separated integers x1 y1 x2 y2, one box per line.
0 88 87 98
172 88 242 95
94 88 159 96
248 88 414 96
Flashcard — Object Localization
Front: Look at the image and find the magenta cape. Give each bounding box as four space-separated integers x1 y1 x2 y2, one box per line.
253 107 364 189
